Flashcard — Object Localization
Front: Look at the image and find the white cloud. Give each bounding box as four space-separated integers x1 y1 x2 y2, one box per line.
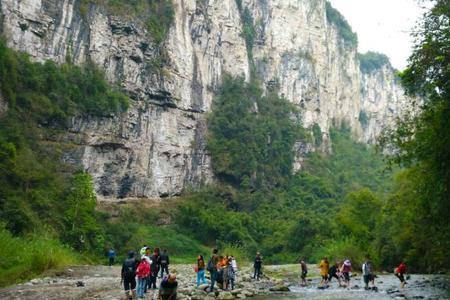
328 0 428 70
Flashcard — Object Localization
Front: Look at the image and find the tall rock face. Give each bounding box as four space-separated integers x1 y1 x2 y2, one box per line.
359 65 407 144
0 0 407 200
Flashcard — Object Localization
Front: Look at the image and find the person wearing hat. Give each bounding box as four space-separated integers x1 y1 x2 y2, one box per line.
340 259 352 287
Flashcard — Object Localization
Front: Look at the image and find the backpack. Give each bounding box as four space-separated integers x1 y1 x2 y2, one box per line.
123 258 136 277
160 254 168 265
362 263 370 275
207 256 215 272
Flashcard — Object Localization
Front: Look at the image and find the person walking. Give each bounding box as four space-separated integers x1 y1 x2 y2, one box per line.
121 251 138 300
148 247 161 289
142 247 152 293
230 255 238 282
208 248 220 292
328 261 342 286
221 255 229 289
160 249 170 278
362 256 375 289
300 259 308 286
136 256 151 299
319 257 329 286
196 255 208 287
226 256 236 290
107 248 116 266
341 259 352 287
395 261 407 288
253 252 263 280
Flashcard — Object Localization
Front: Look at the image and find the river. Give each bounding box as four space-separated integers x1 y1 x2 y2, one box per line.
255 274 450 300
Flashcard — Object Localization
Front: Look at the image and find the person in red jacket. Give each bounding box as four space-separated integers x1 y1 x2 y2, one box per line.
395 261 407 288
136 256 152 299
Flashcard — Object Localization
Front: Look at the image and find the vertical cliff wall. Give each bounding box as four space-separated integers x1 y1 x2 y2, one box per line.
0 0 408 199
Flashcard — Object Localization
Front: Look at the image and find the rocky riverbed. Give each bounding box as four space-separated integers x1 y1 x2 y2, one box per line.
0 264 284 300
0 264 449 300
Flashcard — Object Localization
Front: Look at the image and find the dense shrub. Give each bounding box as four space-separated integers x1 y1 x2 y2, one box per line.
103 204 209 263
0 41 125 253
312 123 323 147
358 51 391 74
207 76 304 189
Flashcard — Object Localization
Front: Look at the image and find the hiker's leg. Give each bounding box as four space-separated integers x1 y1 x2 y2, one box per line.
210 271 217 292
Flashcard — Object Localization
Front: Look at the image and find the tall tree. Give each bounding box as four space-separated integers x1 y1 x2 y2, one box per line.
380 0 450 271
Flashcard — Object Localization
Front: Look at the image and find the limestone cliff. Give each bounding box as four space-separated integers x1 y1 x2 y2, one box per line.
0 0 408 200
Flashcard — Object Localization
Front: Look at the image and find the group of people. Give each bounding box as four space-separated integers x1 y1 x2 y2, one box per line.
316 257 354 288
120 246 175 300
204 249 239 292
115 245 409 299
300 256 408 289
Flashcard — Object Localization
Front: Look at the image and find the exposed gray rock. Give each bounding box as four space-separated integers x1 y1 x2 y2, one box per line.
0 0 410 199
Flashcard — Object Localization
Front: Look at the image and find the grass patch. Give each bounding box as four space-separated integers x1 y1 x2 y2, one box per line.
0 228 80 287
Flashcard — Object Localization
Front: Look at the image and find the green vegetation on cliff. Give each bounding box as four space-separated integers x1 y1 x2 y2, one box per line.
358 51 391 74
80 0 174 44
325 1 358 48
207 76 304 189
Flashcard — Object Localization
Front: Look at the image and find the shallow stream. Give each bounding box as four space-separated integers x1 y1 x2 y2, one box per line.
255 274 450 300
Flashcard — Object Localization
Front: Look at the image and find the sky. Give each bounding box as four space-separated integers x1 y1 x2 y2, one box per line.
328 0 429 70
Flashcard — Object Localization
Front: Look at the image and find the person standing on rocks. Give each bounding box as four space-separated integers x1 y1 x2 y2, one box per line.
121 251 138 300
395 261 407 288
227 256 236 290
196 255 208 287
149 247 161 289
362 256 375 290
300 259 308 286
208 248 220 292
221 255 229 289
136 256 151 299
143 247 152 293
230 255 238 282
340 259 352 288
160 249 170 278
107 247 116 266
328 261 342 286
253 252 263 280
319 257 329 286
